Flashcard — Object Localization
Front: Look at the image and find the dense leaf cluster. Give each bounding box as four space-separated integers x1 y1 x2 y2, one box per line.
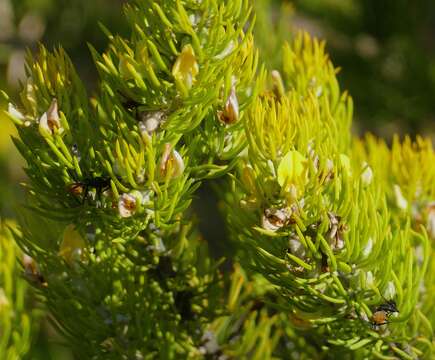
1 0 434 358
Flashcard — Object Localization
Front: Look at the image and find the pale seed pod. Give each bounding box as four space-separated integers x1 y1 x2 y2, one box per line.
218 85 239 124
39 98 63 137
327 212 346 251
159 143 185 179
271 70 285 99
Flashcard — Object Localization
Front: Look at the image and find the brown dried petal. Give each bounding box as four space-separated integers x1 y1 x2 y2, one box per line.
262 207 292 232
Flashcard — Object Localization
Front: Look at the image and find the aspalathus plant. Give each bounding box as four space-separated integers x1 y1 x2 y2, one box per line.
1 0 434 359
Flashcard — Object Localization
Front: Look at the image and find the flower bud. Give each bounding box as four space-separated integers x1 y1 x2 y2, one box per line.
39 99 63 137
172 44 199 90
271 70 285 99
361 162 373 186
383 281 396 300
362 237 373 258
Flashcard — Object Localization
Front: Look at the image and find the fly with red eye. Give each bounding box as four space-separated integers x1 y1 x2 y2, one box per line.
371 299 399 328
67 174 112 207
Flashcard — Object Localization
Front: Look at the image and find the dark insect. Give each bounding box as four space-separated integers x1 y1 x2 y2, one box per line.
372 299 398 327
68 176 111 207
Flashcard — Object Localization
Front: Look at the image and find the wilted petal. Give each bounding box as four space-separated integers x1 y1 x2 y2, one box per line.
288 236 306 258
262 207 292 232
118 193 138 218
139 110 166 136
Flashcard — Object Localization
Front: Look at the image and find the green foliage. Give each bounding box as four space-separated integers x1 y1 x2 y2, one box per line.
1 0 434 359
0 221 37 359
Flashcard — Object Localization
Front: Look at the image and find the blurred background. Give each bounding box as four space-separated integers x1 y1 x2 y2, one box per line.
0 0 434 358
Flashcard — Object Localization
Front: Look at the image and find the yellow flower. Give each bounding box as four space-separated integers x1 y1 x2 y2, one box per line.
172 44 199 91
277 150 307 189
59 224 87 265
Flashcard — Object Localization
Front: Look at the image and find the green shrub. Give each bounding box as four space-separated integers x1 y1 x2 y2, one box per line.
2 0 434 358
